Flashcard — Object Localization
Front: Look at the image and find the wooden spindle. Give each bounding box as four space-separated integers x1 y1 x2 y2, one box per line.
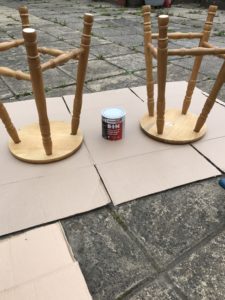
0 39 24 52
0 67 30 81
71 13 93 135
194 61 225 132
152 32 203 40
167 47 225 56
157 15 168 134
18 6 30 29
147 43 157 59
203 41 225 59
143 5 154 116
41 48 83 72
182 5 217 115
0 102 20 143
23 28 52 155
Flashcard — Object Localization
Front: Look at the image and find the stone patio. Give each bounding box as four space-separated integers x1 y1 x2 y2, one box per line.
1 0 225 299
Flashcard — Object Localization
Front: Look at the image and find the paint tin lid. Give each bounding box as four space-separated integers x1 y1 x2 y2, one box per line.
101 107 126 119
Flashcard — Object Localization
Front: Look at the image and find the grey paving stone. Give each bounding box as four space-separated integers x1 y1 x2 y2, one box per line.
169 229 225 300
195 79 225 103
115 178 224 268
92 26 127 38
128 277 182 300
90 43 136 58
106 34 144 48
0 48 26 72
60 59 124 82
105 53 149 72
134 63 208 83
172 56 223 80
0 77 13 101
87 73 145 92
61 207 156 300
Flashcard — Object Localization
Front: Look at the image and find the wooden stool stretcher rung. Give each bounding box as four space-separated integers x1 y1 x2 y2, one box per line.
0 6 94 164
141 4 225 144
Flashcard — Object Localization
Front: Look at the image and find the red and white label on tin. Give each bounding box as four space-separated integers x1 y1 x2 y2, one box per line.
101 108 126 141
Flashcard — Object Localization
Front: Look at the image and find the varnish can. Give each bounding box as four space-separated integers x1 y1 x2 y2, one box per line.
101 108 126 141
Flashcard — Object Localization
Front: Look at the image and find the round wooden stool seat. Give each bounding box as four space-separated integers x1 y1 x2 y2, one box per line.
140 108 206 144
9 121 83 163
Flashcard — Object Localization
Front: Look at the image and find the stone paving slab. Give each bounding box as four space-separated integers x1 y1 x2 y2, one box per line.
128 278 182 300
172 56 224 81
169 229 225 300
62 207 156 300
1 1 225 299
105 52 150 72
60 59 125 82
134 63 208 83
62 178 225 299
86 73 145 92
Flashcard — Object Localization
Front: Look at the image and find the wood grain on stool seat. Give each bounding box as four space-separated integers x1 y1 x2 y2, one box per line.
140 109 206 144
9 121 83 163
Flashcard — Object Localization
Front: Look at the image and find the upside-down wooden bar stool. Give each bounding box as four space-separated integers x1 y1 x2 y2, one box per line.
140 5 225 144
0 6 93 163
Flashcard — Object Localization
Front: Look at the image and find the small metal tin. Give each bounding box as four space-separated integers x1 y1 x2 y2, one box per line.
101 107 126 141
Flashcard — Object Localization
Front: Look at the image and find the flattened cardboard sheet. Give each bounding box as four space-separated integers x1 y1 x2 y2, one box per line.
0 223 91 300
64 88 174 164
193 137 225 172
1 263 92 300
63 88 139 111
131 82 225 141
3 97 70 127
0 165 109 236
0 98 109 236
97 146 220 205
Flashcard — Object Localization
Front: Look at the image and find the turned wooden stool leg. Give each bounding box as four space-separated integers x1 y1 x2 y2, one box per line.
23 28 52 155
182 5 217 115
194 61 225 132
143 5 154 117
0 102 20 143
157 15 168 135
71 13 94 135
18 6 30 29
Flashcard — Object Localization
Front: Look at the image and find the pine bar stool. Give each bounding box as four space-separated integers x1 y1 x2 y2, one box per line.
0 6 94 163
140 5 225 144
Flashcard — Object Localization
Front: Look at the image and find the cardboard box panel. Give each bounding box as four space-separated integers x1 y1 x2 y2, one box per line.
0 223 73 291
193 137 225 172
63 88 140 112
0 263 91 300
0 223 92 300
0 166 110 236
131 82 225 141
64 88 174 164
97 146 220 205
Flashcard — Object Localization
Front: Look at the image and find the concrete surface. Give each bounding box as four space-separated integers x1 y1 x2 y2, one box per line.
1 0 225 299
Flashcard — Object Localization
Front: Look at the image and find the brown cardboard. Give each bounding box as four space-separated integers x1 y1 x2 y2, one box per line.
63 88 140 111
0 84 222 234
64 88 174 164
3 97 70 127
0 98 109 236
0 165 109 236
193 137 225 172
0 263 91 300
97 146 220 205
0 223 92 299
131 82 225 141
0 223 72 291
